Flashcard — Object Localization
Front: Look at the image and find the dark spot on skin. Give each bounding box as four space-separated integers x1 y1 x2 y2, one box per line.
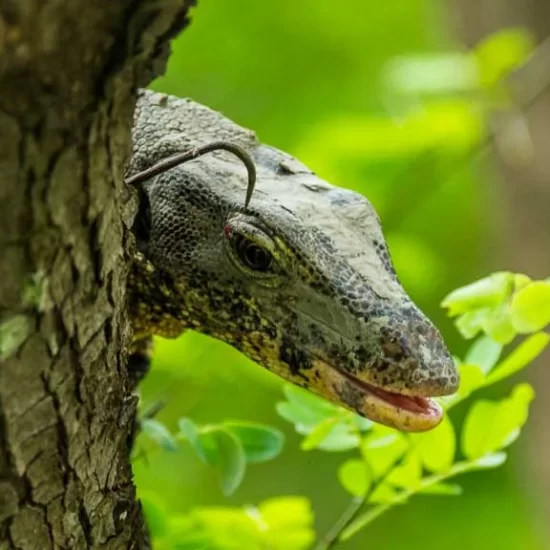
382 340 404 361
334 381 363 412
279 335 312 377
308 323 326 346
354 345 372 365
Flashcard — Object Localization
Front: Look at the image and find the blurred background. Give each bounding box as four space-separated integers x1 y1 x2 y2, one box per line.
135 1 550 548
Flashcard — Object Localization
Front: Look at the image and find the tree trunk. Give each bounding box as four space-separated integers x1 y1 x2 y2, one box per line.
0 1 195 548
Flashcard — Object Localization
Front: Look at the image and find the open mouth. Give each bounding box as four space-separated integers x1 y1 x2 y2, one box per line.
341 368 442 417
317 362 444 432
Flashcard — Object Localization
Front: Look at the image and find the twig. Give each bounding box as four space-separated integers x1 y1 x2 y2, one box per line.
125 141 257 209
314 496 366 550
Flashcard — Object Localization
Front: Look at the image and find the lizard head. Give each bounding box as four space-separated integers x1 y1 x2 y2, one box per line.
129 91 459 432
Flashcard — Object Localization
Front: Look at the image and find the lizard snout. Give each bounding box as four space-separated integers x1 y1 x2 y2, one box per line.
352 307 459 398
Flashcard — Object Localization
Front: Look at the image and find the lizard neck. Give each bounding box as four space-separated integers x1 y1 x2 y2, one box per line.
128 251 192 340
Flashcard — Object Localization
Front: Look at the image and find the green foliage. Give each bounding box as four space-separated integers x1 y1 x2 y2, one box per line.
135 5 545 546
178 418 284 496
474 28 535 94
510 281 550 332
338 459 371 497
276 385 371 452
141 419 179 452
410 415 455 473
137 417 284 497
141 494 315 550
197 427 246 497
136 267 547 548
461 384 534 459
270 270 547 545
223 421 285 463
442 273 550 344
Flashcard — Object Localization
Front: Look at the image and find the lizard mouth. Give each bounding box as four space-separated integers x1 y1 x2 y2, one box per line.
310 359 444 432
338 367 442 423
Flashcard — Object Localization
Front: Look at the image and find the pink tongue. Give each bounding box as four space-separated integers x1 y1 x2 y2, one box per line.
367 385 434 415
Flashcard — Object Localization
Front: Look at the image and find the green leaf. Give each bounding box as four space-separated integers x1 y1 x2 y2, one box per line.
280 388 363 451
475 28 535 90
361 427 408 478
420 482 463 496
453 303 517 343
164 513 210 547
385 452 422 489
179 422 248 495
352 414 374 432
300 413 361 452
141 419 177 451
471 452 507 469
167 497 313 550
461 384 534 459
464 335 502 374
441 272 513 316
140 493 169 537
485 332 550 386
223 421 284 463
203 428 247 496
284 384 339 416
441 363 485 409
275 402 317 431
454 308 492 339
368 482 398 504
316 423 361 452
461 401 496 460
514 273 532 291
300 416 342 451
384 53 478 95
509 281 550 333
178 417 208 463
258 496 315 527
188 507 258 548
258 496 316 550
481 304 517 344
456 364 485 399
410 414 455 472
276 384 339 431
338 459 371 497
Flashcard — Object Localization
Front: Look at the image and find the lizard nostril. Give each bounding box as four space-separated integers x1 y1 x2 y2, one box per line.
381 340 404 360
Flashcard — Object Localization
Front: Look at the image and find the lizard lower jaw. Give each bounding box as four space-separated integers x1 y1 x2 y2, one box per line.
317 361 443 432
349 371 442 423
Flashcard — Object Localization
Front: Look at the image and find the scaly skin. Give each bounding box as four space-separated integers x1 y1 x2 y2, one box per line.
126 90 459 432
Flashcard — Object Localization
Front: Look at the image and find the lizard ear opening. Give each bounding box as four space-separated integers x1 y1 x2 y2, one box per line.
132 184 152 253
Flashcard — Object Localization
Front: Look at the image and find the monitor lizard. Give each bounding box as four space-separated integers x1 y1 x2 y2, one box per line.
126 89 459 432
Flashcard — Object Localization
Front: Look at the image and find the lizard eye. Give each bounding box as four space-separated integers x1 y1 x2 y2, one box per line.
233 234 274 272
223 217 281 285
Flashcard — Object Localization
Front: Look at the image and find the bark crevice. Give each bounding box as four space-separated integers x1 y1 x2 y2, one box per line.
0 1 196 548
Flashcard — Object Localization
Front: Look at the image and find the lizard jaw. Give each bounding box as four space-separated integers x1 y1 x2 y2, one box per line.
310 359 443 432
338 367 443 428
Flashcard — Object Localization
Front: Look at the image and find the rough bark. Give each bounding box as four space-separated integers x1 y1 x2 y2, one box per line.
448 0 550 537
0 1 195 548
